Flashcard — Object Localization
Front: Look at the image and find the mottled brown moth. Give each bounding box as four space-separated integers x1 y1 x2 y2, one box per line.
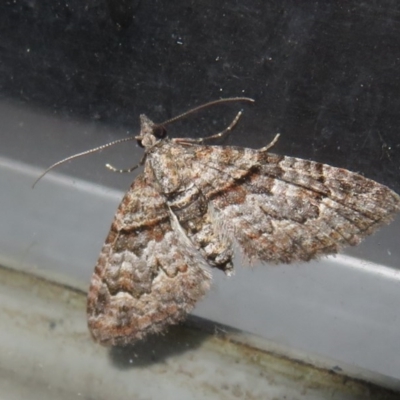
35 98 400 346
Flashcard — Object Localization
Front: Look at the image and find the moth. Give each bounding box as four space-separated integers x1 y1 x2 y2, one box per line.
35 98 400 346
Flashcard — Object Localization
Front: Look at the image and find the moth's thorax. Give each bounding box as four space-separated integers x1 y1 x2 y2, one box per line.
146 141 192 195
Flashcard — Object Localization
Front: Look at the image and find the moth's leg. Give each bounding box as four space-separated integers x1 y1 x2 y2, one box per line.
259 133 280 152
174 111 243 145
105 153 147 173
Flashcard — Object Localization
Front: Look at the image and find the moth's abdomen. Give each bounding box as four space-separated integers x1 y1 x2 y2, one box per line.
167 182 235 274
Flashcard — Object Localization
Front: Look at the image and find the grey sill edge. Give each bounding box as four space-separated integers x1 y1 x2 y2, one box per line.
1 263 400 400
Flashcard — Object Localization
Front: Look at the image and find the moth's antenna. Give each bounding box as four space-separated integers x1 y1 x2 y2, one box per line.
34 97 254 188
158 97 255 127
32 136 136 188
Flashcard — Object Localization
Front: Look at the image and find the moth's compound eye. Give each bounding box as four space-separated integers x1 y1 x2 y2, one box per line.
136 138 144 148
155 126 167 139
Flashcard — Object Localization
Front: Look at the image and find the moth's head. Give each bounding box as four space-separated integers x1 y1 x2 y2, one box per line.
136 114 167 148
